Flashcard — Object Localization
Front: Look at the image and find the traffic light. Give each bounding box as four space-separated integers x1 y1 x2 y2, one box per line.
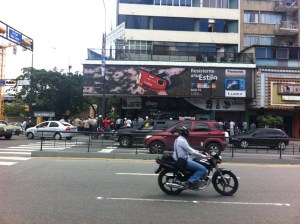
24 104 30 112
21 37 33 51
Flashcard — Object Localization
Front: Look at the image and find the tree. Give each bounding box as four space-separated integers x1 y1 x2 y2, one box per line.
15 67 89 118
256 115 283 128
3 99 25 117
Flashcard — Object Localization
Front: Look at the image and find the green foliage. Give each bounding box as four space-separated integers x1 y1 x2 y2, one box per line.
256 115 283 128
4 99 25 117
15 67 89 118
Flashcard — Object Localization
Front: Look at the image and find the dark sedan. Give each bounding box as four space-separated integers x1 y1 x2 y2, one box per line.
229 128 289 149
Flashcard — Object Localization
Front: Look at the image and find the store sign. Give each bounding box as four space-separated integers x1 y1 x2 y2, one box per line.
278 84 300 95
34 111 55 117
122 98 142 109
186 98 245 111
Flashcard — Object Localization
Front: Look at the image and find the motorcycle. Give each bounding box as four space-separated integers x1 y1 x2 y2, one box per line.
155 152 239 196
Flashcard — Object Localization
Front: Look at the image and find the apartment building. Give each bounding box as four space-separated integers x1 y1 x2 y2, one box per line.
115 0 241 62
83 0 256 122
240 0 299 49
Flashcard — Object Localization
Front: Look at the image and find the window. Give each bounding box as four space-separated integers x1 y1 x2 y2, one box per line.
153 17 194 31
244 11 259 23
260 13 281 25
194 123 210 132
276 48 289 59
50 122 59 128
260 36 274 45
255 47 274 59
173 122 192 132
244 35 259 47
290 48 300 59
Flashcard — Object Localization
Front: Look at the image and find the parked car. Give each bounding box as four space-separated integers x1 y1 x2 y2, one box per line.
25 121 78 140
229 128 289 149
143 120 229 154
0 122 13 139
113 120 179 147
7 122 23 135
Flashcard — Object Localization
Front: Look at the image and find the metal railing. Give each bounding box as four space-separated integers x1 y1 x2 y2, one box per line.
35 130 300 160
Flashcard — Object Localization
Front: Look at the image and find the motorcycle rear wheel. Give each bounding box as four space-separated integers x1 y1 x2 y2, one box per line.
212 170 238 196
158 170 183 195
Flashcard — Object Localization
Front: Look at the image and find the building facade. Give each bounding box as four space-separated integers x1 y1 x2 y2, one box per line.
83 0 300 136
241 0 299 49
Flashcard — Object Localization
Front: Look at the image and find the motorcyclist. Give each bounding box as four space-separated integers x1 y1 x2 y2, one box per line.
172 126 210 189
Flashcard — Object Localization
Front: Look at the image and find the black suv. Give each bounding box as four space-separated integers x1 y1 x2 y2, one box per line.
113 120 178 147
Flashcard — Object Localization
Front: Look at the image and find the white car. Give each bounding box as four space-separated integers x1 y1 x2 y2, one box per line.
26 121 78 140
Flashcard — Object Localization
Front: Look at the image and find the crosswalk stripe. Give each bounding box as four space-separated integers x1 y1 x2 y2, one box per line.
0 148 35 152
0 152 31 155
0 162 17 166
0 157 31 160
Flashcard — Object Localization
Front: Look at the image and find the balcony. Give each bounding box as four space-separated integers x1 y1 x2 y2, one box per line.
275 21 299 35
275 0 298 12
87 49 254 64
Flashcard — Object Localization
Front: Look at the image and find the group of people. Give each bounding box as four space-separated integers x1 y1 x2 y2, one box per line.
70 115 151 132
221 120 256 136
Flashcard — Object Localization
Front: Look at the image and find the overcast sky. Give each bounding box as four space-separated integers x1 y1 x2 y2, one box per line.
1 0 116 79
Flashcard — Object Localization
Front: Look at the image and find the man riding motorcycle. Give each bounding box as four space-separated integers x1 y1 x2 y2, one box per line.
172 126 210 189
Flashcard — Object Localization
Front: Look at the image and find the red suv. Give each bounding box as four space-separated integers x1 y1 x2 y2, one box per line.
143 120 229 154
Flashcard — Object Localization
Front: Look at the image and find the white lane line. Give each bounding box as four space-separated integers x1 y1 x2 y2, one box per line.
0 152 31 155
0 157 31 160
116 173 157 176
0 162 17 166
96 197 291 207
98 149 114 153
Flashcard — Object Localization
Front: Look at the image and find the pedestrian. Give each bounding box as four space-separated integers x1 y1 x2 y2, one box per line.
22 119 27 133
229 120 235 136
125 117 132 128
242 121 248 133
103 117 109 130
115 117 122 130
250 122 256 130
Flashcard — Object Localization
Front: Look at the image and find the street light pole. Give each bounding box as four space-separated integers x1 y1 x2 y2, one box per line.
209 78 216 120
101 0 107 117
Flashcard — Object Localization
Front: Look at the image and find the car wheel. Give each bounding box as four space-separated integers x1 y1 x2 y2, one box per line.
206 143 222 155
119 136 132 147
27 132 34 139
54 133 62 140
277 141 286 150
240 140 249 149
66 137 72 140
149 141 165 154
4 134 12 140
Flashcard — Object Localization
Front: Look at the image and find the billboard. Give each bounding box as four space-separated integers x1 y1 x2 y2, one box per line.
83 65 253 98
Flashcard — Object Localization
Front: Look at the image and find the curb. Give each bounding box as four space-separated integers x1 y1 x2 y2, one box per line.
31 151 300 165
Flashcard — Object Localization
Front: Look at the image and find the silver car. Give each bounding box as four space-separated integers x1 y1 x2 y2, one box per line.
26 121 78 140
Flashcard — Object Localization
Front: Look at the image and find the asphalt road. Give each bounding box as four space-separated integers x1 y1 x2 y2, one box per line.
1 155 300 224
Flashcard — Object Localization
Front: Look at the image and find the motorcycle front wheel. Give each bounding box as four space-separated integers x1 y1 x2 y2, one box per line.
212 170 238 196
158 170 183 195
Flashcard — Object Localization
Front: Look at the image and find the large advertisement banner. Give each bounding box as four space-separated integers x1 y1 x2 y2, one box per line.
83 65 252 98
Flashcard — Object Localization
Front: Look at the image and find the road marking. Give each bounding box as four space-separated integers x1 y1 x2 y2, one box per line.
0 156 31 160
98 149 114 153
0 162 18 166
0 148 35 152
0 152 31 155
116 173 158 176
96 197 291 207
